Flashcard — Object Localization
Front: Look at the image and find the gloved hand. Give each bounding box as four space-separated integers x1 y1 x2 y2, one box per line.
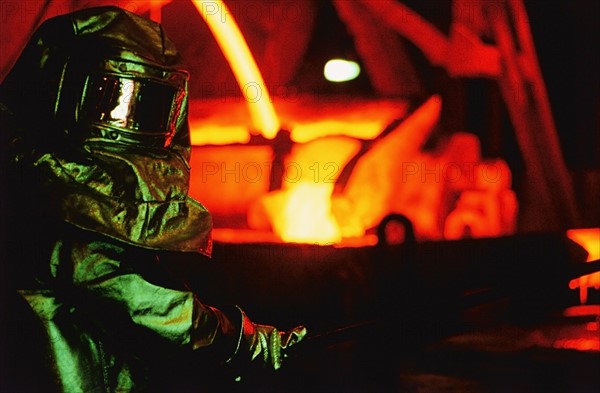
232 307 307 371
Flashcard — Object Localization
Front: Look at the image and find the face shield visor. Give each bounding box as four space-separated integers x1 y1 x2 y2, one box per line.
60 59 189 149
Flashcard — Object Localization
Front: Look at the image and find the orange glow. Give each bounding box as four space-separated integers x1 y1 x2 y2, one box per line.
261 182 342 244
553 338 600 352
188 98 410 231
189 98 517 244
236 96 518 243
191 0 280 139
567 228 600 304
211 228 378 247
586 322 599 332
331 96 442 237
246 128 367 243
553 306 600 352
563 305 600 317
252 97 441 242
189 97 410 145
291 119 388 143
568 228 600 261
189 145 272 218
189 122 250 145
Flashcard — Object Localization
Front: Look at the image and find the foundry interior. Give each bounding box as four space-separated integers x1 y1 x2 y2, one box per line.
1 1 599 392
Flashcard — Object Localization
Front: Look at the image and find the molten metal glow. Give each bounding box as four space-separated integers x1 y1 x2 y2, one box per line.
189 97 517 245
268 182 341 244
189 122 250 145
567 228 600 304
553 338 600 352
188 98 409 145
568 228 600 262
191 0 280 139
564 305 600 317
258 97 442 243
324 59 361 82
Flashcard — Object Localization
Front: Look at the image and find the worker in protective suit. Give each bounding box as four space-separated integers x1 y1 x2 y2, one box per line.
0 6 305 392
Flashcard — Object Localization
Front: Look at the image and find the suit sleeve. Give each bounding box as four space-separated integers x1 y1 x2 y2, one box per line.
66 238 241 361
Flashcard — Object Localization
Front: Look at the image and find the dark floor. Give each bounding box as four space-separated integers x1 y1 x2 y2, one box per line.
2 232 599 392
177 232 600 393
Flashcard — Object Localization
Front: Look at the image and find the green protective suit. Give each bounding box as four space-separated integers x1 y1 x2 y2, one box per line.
0 6 305 392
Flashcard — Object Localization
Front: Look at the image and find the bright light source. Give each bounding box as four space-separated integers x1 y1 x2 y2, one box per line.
324 59 361 82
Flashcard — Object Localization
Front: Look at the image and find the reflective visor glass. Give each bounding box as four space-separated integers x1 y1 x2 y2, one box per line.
81 75 183 135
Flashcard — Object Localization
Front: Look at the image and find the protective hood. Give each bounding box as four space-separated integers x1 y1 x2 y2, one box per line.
0 6 212 255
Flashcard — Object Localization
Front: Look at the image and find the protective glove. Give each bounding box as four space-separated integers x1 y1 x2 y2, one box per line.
230 307 307 371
